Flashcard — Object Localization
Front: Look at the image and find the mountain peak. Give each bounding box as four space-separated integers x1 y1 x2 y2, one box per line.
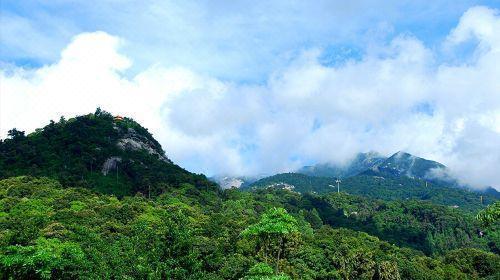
391 150 410 157
297 150 449 183
373 151 445 180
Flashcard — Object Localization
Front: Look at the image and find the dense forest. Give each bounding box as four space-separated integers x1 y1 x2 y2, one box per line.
0 109 216 197
0 111 499 279
247 173 497 212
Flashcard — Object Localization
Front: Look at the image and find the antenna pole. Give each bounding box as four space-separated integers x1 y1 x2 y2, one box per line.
336 179 341 193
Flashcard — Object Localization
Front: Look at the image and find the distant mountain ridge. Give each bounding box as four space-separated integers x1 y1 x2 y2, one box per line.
298 151 500 197
244 151 498 211
298 151 452 182
363 151 447 180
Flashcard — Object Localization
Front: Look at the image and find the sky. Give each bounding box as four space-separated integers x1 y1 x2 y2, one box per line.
1 1 500 189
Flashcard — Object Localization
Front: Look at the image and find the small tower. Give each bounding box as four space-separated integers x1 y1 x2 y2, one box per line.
335 178 342 193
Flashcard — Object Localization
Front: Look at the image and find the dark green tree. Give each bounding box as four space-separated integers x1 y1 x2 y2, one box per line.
242 208 299 274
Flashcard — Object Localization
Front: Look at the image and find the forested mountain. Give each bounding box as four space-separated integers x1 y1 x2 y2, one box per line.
246 173 497 212
296 150 499 200
0 111 499 279
0 109 216 197
298 151 449 182
364 151 446 180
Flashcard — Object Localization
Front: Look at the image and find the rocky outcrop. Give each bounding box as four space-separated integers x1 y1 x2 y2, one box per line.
116 128 171 163
101 157 122 175
217 177 245 189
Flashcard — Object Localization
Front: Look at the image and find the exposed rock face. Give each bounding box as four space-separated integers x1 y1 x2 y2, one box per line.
116 128 171 163
102 157 122 175
217 177 245 189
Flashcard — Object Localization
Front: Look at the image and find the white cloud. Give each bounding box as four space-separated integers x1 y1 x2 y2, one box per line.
1 6 500 189
1 1 486 81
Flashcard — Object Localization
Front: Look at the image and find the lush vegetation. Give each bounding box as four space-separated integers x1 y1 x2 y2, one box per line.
0 109 216 197
247 173 497 212
0 111 498 279
1 176 499 279
477 201 500 228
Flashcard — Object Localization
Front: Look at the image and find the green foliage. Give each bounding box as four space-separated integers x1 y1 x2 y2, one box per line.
242 207 298 237
443 248 500 279
245 188 495 256
247 173 496 212
0 176 499 279
1 237 86 279
0 177 208 279
477 201 500 228
243 263 291 280
0 110 217 197
248 262 275 275
242 208 299 275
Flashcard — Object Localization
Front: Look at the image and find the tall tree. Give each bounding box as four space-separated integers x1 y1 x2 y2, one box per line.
241 207 299 274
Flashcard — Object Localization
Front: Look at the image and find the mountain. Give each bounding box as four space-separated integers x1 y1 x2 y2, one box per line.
245 172 497 212
364 151 447 180
298 152 386 178
296 151 500 199
298 151 474 187
0 109 216 197
297 151 448 181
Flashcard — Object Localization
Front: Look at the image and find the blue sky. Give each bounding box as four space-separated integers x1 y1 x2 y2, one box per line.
1 1 500 189
2 0 499 81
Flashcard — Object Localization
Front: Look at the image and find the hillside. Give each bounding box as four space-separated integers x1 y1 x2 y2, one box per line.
0 109 216 197
249 187 499 256
1 176 499 279
246 172 497 212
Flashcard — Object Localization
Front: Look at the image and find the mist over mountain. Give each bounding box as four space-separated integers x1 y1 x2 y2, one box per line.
364 151 446 180
242 150 499 211
296 150 500 191
298 151 446 179
298 152 387 178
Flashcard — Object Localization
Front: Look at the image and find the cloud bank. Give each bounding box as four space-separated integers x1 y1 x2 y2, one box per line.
1 6 500 189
